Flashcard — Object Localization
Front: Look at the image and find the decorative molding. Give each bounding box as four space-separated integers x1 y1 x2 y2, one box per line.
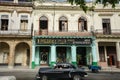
94 9 120 12
98 14 113 16
0 10 13 13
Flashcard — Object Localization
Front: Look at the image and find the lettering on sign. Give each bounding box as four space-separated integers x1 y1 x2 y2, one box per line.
36 38 92 45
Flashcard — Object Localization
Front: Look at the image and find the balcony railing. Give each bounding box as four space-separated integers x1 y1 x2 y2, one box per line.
34 30 93 37
0 0 33 6
95 29 120 35
0 0 13 3
0 29 32 37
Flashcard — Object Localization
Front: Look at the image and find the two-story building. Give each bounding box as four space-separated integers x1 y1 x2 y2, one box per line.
94 4 120 68
0 0 33 68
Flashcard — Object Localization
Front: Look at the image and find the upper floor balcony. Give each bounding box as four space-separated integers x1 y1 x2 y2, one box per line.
0 0 33 7
34 30 93 37
0 29 32 38
95 29 120 37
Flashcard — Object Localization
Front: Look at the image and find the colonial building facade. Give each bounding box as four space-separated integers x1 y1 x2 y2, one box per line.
94 4 120 68
0 0 33 68
32 1 97 68
32 1 120 69
0 0 120 69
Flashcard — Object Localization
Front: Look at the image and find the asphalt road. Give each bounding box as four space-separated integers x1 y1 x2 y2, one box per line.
0 70 120 80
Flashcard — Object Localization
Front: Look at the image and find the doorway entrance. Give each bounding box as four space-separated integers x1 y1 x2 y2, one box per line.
39 47 50 65
106 46 117 66
77 47 87 66
56 47 66 63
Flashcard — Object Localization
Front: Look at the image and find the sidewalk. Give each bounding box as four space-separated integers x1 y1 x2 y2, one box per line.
0 66 38 72
81 66 120 72
0 66 120 72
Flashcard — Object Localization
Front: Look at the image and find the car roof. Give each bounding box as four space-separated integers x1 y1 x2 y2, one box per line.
56 63 74 66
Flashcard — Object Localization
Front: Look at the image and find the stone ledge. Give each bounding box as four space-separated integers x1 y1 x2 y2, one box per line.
0 76 16 80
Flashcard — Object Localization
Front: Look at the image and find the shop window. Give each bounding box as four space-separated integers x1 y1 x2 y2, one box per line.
0 15 9 30
0 52 9 65
99 46 105 62
59 16 68 32
39 16 48 30
20 15 28 31
102 19 111 34
78 17 87 32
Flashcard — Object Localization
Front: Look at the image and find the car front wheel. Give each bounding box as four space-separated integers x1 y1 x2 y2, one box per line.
73 75 81 80
42 75 48 80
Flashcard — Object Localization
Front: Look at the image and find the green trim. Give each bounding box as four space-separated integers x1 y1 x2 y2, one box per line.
92 62 98 66
50 61 56 67
35 64 40 66
71 61 77 67
31 62 35 69
34 36 94 39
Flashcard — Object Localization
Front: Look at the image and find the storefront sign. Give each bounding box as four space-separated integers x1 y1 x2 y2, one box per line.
36 38 92 45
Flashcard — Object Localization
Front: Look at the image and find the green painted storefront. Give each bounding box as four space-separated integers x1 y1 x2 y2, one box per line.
31 36 97 69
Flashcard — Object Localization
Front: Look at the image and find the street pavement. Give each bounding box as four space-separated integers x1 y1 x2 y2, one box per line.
0 67 120 80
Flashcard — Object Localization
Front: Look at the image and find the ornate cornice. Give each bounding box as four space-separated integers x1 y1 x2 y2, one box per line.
98 14 113 16
33 5 82 11
94 9 120 12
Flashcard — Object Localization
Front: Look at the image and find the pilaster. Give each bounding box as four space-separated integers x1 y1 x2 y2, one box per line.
116 42 120 68
8 43 15 69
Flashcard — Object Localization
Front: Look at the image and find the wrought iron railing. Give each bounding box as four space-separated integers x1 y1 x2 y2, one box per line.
34 30 93 36
0 0 13 3
0 0 33 6
95 29 120 35
0 29 32 36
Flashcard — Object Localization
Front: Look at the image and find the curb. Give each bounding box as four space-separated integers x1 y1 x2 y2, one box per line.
0 76 16 80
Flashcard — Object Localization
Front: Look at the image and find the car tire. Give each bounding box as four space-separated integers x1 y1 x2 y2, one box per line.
73 75 81 80
42 75 48 80
34 73 40 80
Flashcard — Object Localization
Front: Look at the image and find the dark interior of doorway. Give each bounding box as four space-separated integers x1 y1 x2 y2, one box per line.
56 47 66 63
27 49 30 66
39 47 49 65
106 46 116 66
77 47 86 66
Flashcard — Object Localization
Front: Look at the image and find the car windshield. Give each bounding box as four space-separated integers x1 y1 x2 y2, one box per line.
54 63 77 69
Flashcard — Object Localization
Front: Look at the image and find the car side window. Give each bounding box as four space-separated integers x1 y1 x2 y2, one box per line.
54 65 63 69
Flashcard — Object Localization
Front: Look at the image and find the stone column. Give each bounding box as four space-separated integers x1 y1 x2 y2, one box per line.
104 46 107 62
35 47 40 65
8 43 15 69
29 45 32 68
14 0 18 3
92 39 98 66
116 42 120 68
31 45 35 69
96 42 100 62
71 45 77 66
50 45 56 67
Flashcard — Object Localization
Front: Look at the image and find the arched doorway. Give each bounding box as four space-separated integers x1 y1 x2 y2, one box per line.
0 42 9 67
78 16 87 32
39 16 48 35
15 42 30 67
59 16 68 32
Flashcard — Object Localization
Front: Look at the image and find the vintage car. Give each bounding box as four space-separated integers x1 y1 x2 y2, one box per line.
35 63 88 80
